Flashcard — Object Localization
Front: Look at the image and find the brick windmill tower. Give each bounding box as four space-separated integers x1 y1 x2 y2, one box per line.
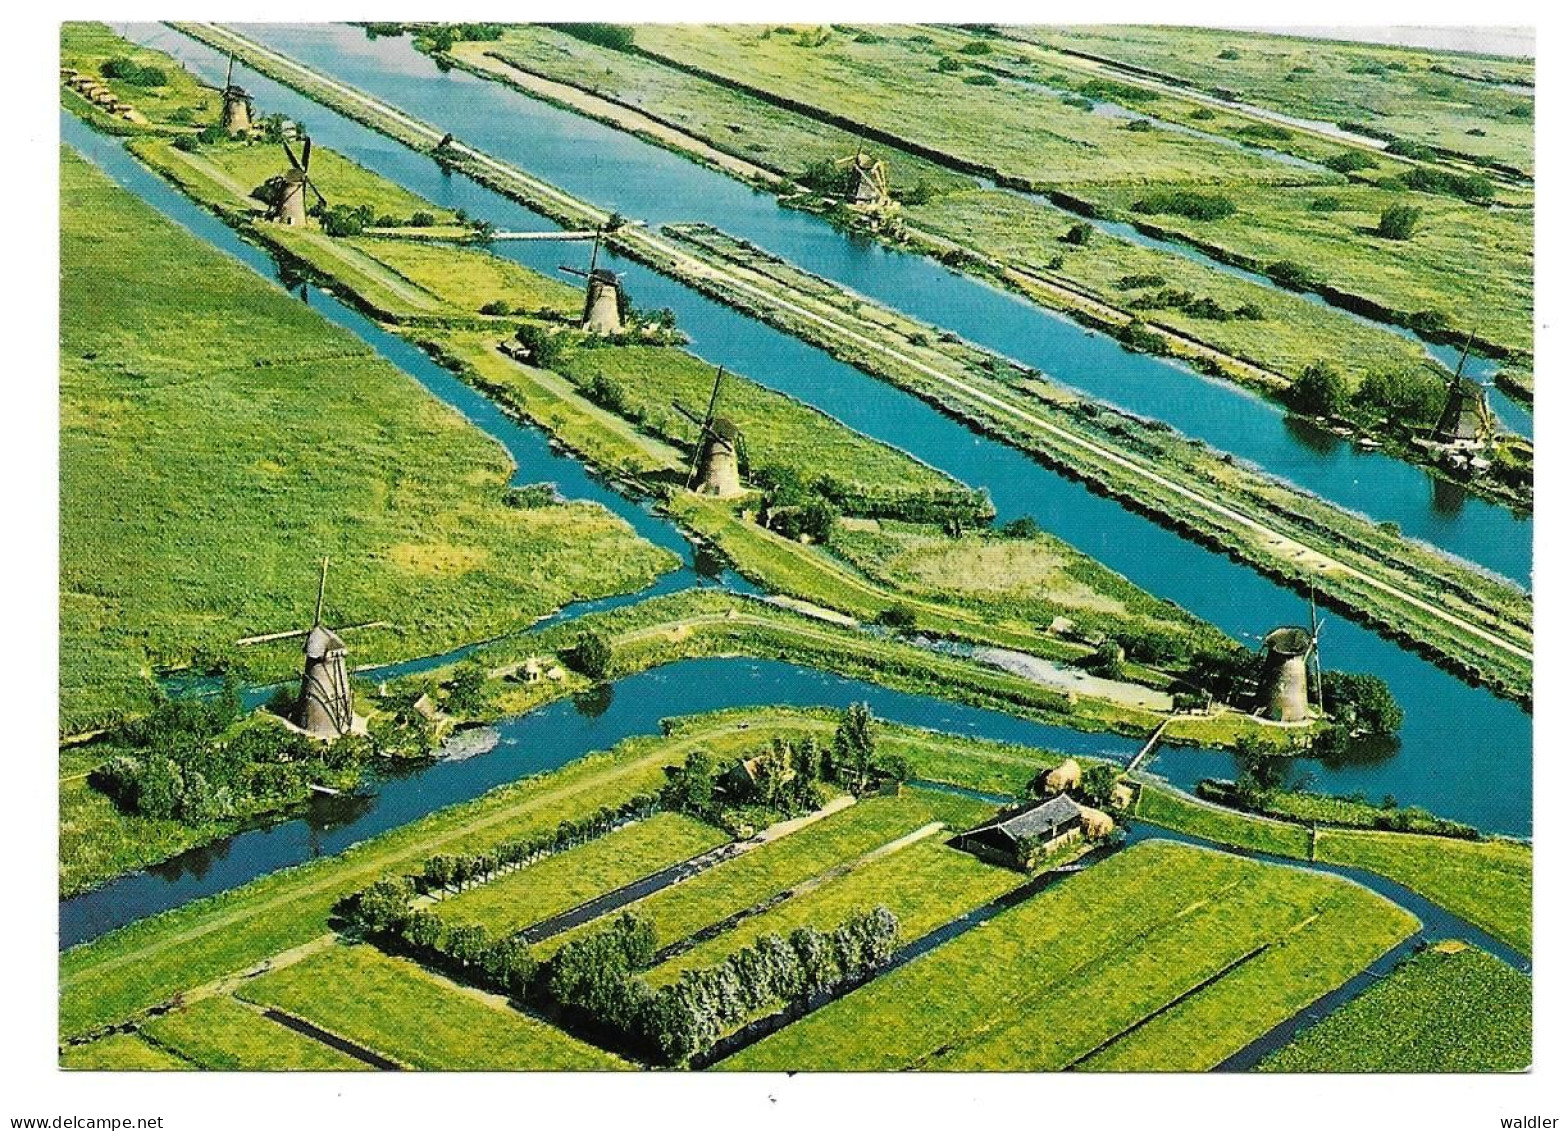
558 230 625 335
297 558 357 740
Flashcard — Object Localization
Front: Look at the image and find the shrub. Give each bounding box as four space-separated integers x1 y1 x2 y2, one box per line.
962 74 998 87
1000 515 1042 539
1218 47 1241 60
1126 118 1154 132
1062 221 1094 247
100 57 167 86
512 323 563 368
1265 260 1313 290
479 299 512 315
1324 151 1377 174
1115 318 1168 355
958 40 993 55
1375 204 1422 240
1132 190 1237 221
409 211 437 228
1308 196 1343 212
872 605 917 631
1115 273 1166 291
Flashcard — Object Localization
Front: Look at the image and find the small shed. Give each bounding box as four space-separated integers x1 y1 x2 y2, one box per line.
1043 758 1082 794
520 657 542 684
1111 782 1135 810
546 665 566 682
954 795 1085 871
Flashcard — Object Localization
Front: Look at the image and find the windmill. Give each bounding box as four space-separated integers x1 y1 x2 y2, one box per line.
1429 330 1495 452
219 53 253 136
672 366 744 497
556 229 626 334
295 558 358 740
835 146 891 208
269 136 327 227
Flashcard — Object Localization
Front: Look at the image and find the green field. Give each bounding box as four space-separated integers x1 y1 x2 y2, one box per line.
649 834 1019 985
140 994 369 1070
724 839 1415 1070
1316 829 1532 955
59 147 673 739
239 943 626 1069
1257 943 1531 1072
618 24 1531 359
60 1031 189 1071
1013 25 1534 173
434 812 729 936
61 22 217 132
539 791 989 958
1135 784 1532 955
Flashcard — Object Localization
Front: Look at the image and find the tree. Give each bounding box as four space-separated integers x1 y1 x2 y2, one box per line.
1320 671 1404 736
873 604 917 631
445 660 487 713
423 854 458 895
1265 260 1312 290
1288 360 1351 416
1062 221 1094 247
830 703 878 795
568 630 613 680
1000 516 1042 539
1376 203 1422 240
662 749 717 818
1078 763 1120 809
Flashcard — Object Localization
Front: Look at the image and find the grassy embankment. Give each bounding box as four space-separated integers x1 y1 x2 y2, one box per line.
140 995 368 1070
723 838 1416 1071
1256 942 1530 1072
176 20 1534 709
1133 784 1531 955
627 24 1532 365
59 148 679 891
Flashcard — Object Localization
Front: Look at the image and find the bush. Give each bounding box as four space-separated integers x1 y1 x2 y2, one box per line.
409 211 437 228
1126 118 1153 132
1265 260 1313 291
1132 190 1237 221
100 57 167 86
512 323 563 368
958 40 993 55
1115 318 1168 356
479 299 512 316
872 605 918 631
1062 221 1094 247
549 23 635 51
1324 151 1377 174
1115 273 1166 291
1375 204 1422 240
963 73 998 86
1000 515 1042 539
1403 166 1495 201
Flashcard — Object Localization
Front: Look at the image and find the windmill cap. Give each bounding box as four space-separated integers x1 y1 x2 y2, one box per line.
305 624 345 658
1263 626 1312 655
710 416 741 441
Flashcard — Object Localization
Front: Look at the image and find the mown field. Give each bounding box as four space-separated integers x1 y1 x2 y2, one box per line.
647 832 1019 984
59 148 673 738
537 790 991 959
723 839 1416 1070
61 22 217 131
140 994 369 1070
1012 25 1534 174
433 812 729 936
238 943 627 1070
1257 943 1530 1072
1134 784 1532 955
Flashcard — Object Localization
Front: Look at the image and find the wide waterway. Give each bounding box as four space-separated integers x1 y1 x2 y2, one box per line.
59 32 1532 947
222 22 1533 584
87 29 1534 831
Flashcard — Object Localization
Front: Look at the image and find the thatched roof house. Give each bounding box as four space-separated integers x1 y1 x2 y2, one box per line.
1080 806 1116 839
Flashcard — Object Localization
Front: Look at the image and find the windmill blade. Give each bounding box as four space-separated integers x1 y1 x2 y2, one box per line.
702 367 726 428
558 264 590 279
671 401 708 428
225 53 235 90
307 178 329 210
282 137 305 173
301 136 313 173
1453 330 1476 380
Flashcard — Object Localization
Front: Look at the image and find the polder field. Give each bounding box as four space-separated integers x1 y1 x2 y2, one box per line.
459 23 1532 402
57 701 1533 1072
56 22 1534 1079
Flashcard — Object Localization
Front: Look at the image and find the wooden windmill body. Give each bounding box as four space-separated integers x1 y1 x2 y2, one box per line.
270 137 327 227
558 231 625 334
674 367 744 498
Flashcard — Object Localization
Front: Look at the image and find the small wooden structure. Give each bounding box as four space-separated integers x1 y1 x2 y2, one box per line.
1042 758 1082 794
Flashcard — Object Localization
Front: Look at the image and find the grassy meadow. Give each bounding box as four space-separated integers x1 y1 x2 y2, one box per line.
724 839 1415 1070
239 943 627 1070
59 146 673 737
1257 943 1530 1072
140 995 370 1070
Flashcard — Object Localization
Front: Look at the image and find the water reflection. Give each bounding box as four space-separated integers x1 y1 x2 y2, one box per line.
573 683 615 719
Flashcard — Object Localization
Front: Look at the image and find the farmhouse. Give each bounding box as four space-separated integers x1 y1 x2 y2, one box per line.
955 794 1086 871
